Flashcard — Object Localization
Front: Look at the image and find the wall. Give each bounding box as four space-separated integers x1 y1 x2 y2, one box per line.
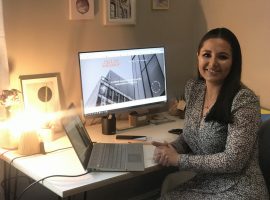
3 0 204 110
199 0 270 108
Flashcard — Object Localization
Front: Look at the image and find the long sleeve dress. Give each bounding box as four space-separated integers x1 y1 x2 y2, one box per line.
161 79 269 199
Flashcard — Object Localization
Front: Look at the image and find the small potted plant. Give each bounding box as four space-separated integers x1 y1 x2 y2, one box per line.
0 89 21 149
0 89 21 120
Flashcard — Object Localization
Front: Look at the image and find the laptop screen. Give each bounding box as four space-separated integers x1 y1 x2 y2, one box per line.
62 115 93 169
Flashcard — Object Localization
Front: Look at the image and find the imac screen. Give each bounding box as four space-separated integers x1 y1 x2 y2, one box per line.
78 47 167 116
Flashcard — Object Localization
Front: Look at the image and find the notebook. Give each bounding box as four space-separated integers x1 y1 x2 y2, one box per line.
62 114 145 172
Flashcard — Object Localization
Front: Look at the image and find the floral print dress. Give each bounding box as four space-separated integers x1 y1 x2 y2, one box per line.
161 79 269 200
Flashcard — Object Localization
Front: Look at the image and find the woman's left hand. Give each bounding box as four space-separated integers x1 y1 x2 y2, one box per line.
153 143 180 167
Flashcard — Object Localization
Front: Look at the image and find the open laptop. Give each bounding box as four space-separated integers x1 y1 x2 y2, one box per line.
62 114 145 172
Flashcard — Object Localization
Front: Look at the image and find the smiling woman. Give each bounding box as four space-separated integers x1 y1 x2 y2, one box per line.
152 28 269 200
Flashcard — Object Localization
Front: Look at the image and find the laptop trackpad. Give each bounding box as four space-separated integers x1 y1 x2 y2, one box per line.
126 144 144 171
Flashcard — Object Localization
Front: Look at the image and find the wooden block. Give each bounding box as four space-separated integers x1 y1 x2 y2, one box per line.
18 130 41 155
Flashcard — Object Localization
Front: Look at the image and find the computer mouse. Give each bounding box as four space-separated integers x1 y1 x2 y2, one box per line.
168 128 183 135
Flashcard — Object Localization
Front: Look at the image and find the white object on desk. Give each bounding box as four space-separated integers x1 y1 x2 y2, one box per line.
177 100 186 111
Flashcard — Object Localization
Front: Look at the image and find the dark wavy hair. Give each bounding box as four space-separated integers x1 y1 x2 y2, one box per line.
197 27 242 123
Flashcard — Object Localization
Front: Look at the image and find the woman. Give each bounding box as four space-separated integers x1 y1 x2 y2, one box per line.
152 27 269 199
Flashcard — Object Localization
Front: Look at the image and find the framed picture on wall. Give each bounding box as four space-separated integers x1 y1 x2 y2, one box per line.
104 0 136 25
69 0 94 20
152 0 169 10
19 73 61 114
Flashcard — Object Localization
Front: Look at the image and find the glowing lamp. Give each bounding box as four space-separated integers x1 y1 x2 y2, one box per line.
0 121 19 149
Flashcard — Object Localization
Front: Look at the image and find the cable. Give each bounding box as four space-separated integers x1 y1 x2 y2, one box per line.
9 146 73 165
16 171 89 200
6 153 41 200
45 146 72 154
7 146 73 187
7 146 73 188
5 146 72 200
0 150 10 157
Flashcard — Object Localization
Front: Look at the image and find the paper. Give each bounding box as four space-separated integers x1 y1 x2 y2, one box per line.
177 100 186 111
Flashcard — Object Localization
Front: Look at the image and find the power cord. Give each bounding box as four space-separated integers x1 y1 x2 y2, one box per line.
7 146 73 187
9 146 73 165
0 150 11 157
44 146 72 154
16 171 90 200
5 146 73 200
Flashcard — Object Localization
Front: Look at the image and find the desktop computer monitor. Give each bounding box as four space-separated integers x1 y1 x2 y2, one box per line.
78 47 167 118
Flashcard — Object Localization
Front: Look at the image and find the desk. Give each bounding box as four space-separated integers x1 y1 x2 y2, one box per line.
1 115 183 199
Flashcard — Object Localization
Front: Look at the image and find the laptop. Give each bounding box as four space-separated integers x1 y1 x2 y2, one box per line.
62 114 145 172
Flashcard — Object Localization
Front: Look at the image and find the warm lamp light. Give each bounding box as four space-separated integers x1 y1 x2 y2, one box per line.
0 107 73 152
0 121 19 149
0 110 59 151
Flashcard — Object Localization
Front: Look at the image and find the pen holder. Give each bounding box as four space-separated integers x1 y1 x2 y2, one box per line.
102 114 116 135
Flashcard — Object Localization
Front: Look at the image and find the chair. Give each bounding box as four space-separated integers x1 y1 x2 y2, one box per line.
258 119 270 192
160 170 196 196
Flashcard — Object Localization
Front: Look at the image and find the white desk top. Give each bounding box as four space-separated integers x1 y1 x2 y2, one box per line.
1 115 183 197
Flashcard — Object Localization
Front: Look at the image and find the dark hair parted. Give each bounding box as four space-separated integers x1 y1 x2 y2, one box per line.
197 27 242 123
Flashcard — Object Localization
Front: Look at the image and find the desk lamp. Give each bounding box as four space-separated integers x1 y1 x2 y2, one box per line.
16 110 62 155
0 120 20 149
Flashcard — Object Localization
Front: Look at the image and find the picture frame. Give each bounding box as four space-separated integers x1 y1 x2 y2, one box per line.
152 0 169 10
69 0 94 20
19 73 61 114
104 0 136 25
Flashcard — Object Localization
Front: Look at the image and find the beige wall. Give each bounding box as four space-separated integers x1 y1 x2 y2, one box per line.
199 0 270 108
3 0 203 111
3 1 270 109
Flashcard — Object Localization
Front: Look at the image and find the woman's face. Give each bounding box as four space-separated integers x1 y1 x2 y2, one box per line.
197 38 232 86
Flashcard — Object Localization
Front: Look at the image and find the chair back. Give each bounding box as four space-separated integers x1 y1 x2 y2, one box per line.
258 119 270 192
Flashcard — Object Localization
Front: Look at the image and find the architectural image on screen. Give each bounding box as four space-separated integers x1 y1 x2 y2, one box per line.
79 47 166 116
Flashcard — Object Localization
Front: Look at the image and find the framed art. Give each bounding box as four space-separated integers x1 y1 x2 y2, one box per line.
69 0 94 20
152 0 169 10
19 73 61 114
104 0 136 25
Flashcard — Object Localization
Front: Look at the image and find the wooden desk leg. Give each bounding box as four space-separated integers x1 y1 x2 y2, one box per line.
13 169 18 200
84 191 87 200
6 162 11 200
3 162 8 200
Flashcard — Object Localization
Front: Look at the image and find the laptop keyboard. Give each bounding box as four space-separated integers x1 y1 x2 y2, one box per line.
93 144 127 169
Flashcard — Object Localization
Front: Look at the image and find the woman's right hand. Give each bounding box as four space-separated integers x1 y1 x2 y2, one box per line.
152 141 179 167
